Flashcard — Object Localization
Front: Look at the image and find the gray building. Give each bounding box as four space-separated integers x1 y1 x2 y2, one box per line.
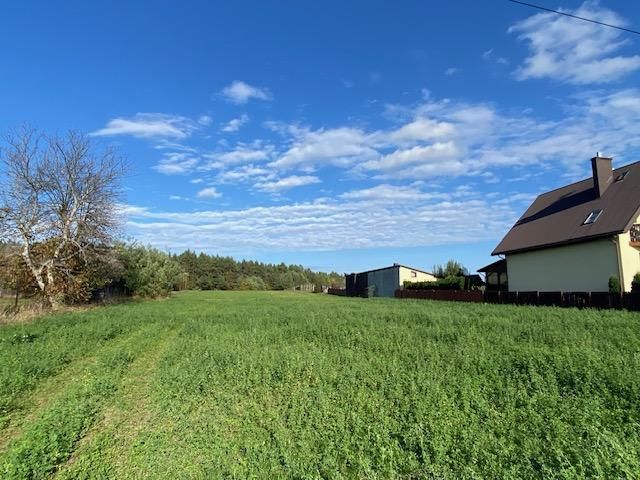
345 264 436 298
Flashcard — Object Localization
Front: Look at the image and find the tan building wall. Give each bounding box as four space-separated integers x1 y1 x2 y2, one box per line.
506 238 620 292
618 213 640 292
398 266 437 286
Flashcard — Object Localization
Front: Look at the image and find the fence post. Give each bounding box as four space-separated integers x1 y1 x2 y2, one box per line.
13 279 19 311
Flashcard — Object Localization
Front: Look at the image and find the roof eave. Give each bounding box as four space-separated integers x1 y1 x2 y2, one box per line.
492 231 624 256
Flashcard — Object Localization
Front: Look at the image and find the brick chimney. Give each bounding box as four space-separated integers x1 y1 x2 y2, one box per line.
591 154 613 197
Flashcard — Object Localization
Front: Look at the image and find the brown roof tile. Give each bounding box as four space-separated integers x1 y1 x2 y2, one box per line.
492 161 640 255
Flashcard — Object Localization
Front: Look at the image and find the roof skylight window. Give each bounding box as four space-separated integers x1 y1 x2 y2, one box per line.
615 171 629 182
583 209 603 225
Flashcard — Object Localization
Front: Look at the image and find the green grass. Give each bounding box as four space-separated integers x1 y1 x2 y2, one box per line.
1 291 639 479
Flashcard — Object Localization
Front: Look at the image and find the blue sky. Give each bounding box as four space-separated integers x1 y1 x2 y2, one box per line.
2 1 640 274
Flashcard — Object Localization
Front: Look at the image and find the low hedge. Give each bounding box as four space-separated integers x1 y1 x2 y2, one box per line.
404 276 465 291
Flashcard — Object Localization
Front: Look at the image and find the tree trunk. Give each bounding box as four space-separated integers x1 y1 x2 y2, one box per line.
45 265 61 309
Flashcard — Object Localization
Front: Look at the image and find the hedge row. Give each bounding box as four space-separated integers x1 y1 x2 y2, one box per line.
404 276 465 291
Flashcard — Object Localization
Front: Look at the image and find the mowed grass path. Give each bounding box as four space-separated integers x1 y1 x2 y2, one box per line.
1 292 639 479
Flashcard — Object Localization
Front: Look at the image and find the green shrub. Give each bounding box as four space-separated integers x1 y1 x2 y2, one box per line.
608 275 621 294
238 276 267 291
117 244 182 298
404 276 465 291
432 260 468 278
632 273 640 293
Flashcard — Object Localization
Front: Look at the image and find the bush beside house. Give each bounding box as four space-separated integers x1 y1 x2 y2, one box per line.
404 276 465 291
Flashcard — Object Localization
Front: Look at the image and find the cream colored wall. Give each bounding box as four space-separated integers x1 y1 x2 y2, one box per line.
399 267 437 286
506 238 620 292
618 213 640 292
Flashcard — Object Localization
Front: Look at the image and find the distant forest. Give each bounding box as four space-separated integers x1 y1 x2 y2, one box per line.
173 250 344 291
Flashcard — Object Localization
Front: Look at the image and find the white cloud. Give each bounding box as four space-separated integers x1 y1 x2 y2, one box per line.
201 143 273 171
116 204 150 217
154 142 199 153
250 88 640 184
254 175 321 192
190 178 204 184
169 195 188 201
120 191 519 254
386 117 455 144
221 81 272 104
445 67 458 76
153 152 199 175
221 114 249 132
216 148 270 165
92 113 198 139
197 187 222 199
360 142 468 179
509 1 640 84
482 48 509 65
340 184 449 203
269 127 377 170
198 115 213 126
217 165 274 184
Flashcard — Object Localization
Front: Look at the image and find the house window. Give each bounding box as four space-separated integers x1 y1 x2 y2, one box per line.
615 171 629 182
410 271 417 278
583 209 603 225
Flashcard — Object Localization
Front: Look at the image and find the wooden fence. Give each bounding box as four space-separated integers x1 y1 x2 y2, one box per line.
395 289 640 311
395 289 484 302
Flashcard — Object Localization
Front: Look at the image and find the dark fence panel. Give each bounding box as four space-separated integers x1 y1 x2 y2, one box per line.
518 291 539 305
484 290 501 304
394 288 640 311
562 292 591 309
327 288 346 296
504 292 518 305
394 289 484 302
538 291 562 306
624 292 640 311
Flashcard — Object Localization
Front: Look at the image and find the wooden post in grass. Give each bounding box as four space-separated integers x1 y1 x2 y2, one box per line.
13 279 19 311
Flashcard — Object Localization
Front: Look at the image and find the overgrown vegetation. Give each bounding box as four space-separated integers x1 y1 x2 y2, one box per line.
0 242 343 312
1 291 639 478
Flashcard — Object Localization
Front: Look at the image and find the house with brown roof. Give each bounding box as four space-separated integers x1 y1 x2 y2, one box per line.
491 155 640 293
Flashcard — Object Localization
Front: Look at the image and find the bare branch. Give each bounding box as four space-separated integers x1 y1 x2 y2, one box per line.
0 127 126 307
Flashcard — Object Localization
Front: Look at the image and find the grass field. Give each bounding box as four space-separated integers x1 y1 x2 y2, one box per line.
1 291 639 479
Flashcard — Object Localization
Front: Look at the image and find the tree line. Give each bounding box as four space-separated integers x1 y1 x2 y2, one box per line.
0 242 344 305
174 250 343 291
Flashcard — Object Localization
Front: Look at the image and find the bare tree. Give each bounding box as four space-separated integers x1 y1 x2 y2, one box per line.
0 127 125 308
